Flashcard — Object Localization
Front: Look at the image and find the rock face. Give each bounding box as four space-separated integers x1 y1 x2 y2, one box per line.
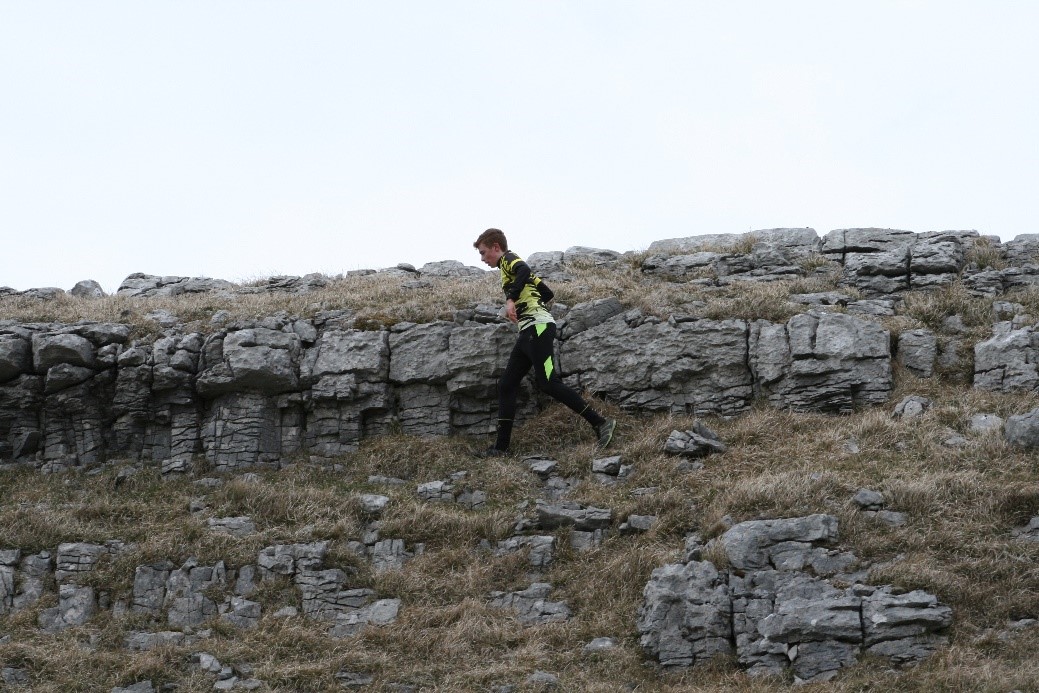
0 304 894 469
749 312 892 413
637 515 951 683
641 228 994 295
563 309 891 416
10 227 1039 470
563 313 754 415
2 538 401 640
974 322 1039 392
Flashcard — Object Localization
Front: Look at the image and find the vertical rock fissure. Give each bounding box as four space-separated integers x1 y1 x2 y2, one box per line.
905 244 915 290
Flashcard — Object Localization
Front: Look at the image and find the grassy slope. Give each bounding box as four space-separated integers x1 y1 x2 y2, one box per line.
3 260 1039 691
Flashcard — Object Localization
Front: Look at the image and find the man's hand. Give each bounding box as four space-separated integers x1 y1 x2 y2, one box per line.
505 299 518 323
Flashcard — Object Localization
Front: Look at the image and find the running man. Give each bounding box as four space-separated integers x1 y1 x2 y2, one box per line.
473 228 616 456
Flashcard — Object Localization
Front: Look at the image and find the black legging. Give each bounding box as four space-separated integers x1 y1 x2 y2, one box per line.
495 322 603 449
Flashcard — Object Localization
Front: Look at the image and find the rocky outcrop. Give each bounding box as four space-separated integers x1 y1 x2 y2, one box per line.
639 228 997 295
974 322 1039 392
1 539 399 639
11 228 1039 471
637 515 952 684
0 305 893 470
562 308 892 416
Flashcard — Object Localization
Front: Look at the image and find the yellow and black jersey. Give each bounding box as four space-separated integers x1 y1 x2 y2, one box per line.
497 251 555 331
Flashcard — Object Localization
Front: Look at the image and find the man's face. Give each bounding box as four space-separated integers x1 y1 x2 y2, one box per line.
477 242 504 268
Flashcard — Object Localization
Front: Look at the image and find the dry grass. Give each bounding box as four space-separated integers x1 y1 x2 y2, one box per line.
4 382 1039 690
1 258 857 340
6 265 1039 690
966 236 1009 271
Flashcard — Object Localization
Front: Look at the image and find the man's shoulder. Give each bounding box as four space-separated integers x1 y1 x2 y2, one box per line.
499 251 525 271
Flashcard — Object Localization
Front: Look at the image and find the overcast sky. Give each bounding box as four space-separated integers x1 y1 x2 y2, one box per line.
2 1 1037 293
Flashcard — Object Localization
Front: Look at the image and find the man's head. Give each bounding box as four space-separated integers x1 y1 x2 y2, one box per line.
474 228 508 267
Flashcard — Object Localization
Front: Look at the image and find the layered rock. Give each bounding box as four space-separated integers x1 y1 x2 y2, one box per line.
637 515 952 683
974 322 1039 392
638 228 995 294
22 228 1039 469
3 539 398 638
1 307 893 470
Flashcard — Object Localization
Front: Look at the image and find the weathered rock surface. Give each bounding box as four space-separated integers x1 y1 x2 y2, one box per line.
489 583 571 625
535 500 613 531
0 537 403 641
1004 407 1039 448
6 229 1039 471
39 584 96 632
495 535 556 569
2 284 897 469
637 515 951 683
893 395 932 419
563 312 754 415
897 329 938 378
663 422 727 458
749 312 892 413
974 323 1039 392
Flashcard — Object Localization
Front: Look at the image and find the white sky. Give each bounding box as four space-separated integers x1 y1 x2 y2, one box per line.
2 1 1037 293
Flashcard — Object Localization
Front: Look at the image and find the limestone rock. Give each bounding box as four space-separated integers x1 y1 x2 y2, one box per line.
591 455 622 475
584 637 619 653
297 571 370 621
1005 407 1039 448
649 228 819 257
417 479 455 503
495 535 556 568
560 297 625 337
564 314 753 416
2 667 30 687
893 395 932 418
852 489 885 511
897 329 937 378
358 494 391 515
526 458 558 479
39 584 96 632
208 517 257 537
620 515 656 535
221 596 262 629
969 413 1004 434
32 333 97 371
535 500 612 531
417 259 486 278
489 583 571 625
639 515 951 682
197 328 301 396
663 423 726 458
0 334 32 382
718 514 839 573
132 562 173 615
974 323 1039 392
750 312 892 413
335 670 374 687
329 598 401 637
637 560 733 668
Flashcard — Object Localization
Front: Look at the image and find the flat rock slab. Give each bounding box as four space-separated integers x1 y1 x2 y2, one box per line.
535 500 613 531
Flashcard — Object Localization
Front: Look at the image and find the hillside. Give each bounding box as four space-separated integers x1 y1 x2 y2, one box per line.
3 228 1039 691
